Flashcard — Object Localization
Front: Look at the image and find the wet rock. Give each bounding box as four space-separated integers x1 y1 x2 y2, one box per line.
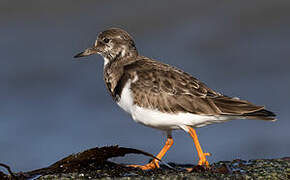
1 146 289 179
37 158 289 180
0 171 9 180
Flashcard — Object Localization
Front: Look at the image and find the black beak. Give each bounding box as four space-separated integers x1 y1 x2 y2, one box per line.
73 47 98 58
74 52 86 58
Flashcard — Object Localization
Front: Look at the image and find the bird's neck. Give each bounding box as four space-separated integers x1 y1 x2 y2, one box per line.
103 54 141 99
103 51 138 69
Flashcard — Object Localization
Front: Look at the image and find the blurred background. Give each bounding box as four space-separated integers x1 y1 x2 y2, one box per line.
1 0 289 172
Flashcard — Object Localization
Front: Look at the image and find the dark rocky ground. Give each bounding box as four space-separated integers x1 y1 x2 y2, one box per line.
1 146 289 180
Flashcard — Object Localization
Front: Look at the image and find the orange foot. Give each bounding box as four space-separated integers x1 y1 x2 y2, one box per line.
128 136 173 170
127 159 159 170
198 152 211 167
186 152 211 172
187 127 211 168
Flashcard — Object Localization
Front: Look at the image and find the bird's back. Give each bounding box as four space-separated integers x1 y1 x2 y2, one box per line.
115 56 276 121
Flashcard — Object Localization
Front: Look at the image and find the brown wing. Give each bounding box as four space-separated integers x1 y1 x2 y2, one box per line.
124 57 276 120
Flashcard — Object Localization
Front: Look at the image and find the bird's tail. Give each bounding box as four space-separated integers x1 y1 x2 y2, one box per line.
242 109 277 121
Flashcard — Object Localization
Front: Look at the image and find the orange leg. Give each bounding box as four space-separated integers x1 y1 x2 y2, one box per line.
187 127 211 167
128 135 173 170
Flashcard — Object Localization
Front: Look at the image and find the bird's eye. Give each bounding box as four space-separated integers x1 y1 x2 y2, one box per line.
103 38 110 43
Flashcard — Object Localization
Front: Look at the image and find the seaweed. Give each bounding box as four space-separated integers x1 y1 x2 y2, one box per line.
0 146 159 180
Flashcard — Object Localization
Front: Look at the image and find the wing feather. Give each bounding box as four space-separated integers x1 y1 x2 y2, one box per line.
124 57 275 119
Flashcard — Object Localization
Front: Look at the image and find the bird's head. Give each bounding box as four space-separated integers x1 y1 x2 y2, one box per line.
74 28 138 65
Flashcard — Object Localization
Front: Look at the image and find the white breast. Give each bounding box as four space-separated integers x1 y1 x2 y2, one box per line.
117 79 134 114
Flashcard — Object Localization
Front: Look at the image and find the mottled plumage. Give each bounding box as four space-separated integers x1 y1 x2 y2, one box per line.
103 55 275 121
74 28 276 169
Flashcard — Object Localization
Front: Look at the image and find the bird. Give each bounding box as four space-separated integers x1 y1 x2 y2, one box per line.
74 28 276 170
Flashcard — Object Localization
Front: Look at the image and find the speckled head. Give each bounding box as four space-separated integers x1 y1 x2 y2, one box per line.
74 28 138 65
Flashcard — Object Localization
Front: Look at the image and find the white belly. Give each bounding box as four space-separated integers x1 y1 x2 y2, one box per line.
117 78 235 131
131 106 234 130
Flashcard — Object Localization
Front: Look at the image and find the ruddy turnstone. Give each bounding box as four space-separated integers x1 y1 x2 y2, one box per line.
74 28 276 170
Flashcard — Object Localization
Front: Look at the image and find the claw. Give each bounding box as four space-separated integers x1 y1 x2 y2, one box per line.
205 152 211 156
127 160 159 170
